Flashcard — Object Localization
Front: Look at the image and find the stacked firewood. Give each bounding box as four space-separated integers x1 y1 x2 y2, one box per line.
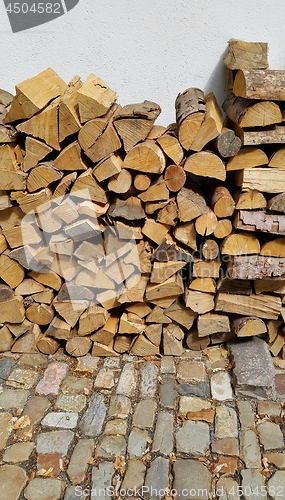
0 40 284 358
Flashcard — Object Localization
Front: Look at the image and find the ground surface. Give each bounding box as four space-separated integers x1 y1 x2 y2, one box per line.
1 343 285 500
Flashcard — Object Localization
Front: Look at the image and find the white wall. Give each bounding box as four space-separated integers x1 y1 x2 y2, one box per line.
1 0 285 126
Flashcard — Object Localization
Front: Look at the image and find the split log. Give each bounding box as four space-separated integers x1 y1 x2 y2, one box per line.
175 88 206 150
228 255 285 280
78 117 107 150
33 289 54 304
0 254 24 288
15 279 45 296
11 324 41 353
133 174 151 191
236 168 285 193
267 320 282 344
173 222 197 250
58 75 82 142
0 295 25 323
184 290 215 314
11 188 52 214
130 335 159 356
108 169 133 194
254 280 285 295
233 124 285 146
233 189 267 210
197 312 230 337
54 141 87 171
71 169 108 204
91 316 119 345
195 210 218 236
234 210 285 236
186 328 210 350
27 163 63 192
270 332 285 357
232 316 267 337
37 334 60 355
53 298 89 327
49 235 74 256
233 69 285 100
118 313 144 335
91 341 119 357
146 306 172 324
94 153 123 182
0 326 14 352
157 133 184 164
53 172 77 204
77 73 117 123
268 193 285 213
260 239 285 257
223 93 281 127
23 137 52 172
0 192 12 211
77 199 109 218
164 165 186 192
150 261 185 283
114 335 133 353
226 147 268 171
144 324 162 346
190 92 223 151
78 305 109 336
177 187 207 222
224 39 268 70
138 177 169 202
109 196 145 220
0 170 27 191
0 234 8 254
192 258 221 278
268 147 285 169
123 139 166 174
146 273 184 301
210 185 235 218
163 324 184 355
201 239 219 260
164 299 197 329
66 336 92 357
142 219 170 245
221 233 260 255
188 278 216 293
26 303 54 325
45 316 71 340
157 199 178 226
83 123 121 163
0 143 23 171
125 302 152 318
214 128 241 158
213 219 233 239
29 270 62 290
184 151 226 181
215 292 281 320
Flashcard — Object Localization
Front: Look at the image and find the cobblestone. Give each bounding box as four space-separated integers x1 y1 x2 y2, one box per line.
104 419 128 435
67 439 94 485
173 459 211 500
127 428 148 458
160 356 175 374
0 388 29 409
24 477 63 500
211 437 239 456
177 360 206 382
257 401 281 417
133 400 156 428
215 405 238 439
108 394 131 418
121 459 146 490
176 420 210 456
17 396 51 439
177 382 208 397
5 367 39 389
94 368 114 389
160 376 176 408
140 361 158 398
61 375 93 395
79 393 107 437
0 357 15 384
210 371 233 400
0 412 13 449
41 412 79 429
3 442 35 463
55 394 86 412
95 435 126 458
116 362 136 396
240 430 262 468
257 421 284 450
144 456 169 500
92 462 114 499
241 469 264 500
264 453 285 469
36 362 68 395
0 464 27 500
267 471 285 500
237 400 255 430
74 354 99 374
152 412 174 455
179 395 211 416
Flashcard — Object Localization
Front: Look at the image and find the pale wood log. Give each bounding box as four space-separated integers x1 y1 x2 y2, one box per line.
123 139 166 174
26 303 54 325
91 341 119 357
29 270 62 290
33 289 54 304
17 97 61 150
190 92 223 151
232 316 267 337
0 234 8 254
198 312 230 337
58 75 82 142
147 125 167 139
0 284 14 302
201 239 219 260
64 219 100 242
78 117 107 151
226 147 268 171
0 296 25 323
146 273 184 301
11 324 41 353
53 298 89 328
138 177 169 202
163 325 183 355
5 68 66 123
224 39 268 70
233 69 285 100
188 278 216 293
0 89 13 107
77 199 109 218
149 296 179 308
268 193 285 213
107 169 132 194
150 261 185 283
0 254 24 288
164 298 197 329
114 100 160 152
54 141 87 172
215 292 281 320
192 258 221 278
15 279 45 296
77 73 117 123
133 174 151 191
184 151 226 181
23 137 52 172
175 88 205 150
228 255 285 280
118 272 149 304
195 210 218 236
27 163 63 192
49 234 74 256
186 328 210 350
157 199 178 226
153 234 192 264
184 290 215 314
177 187 207 222
45 315 71 340
0 191 12 211
66 336 92 357
105 260 134 285
214 128 241 158
91 316 119 345
83 123 121 163
173 222 197 250
125 302 152 318
8 245 42 271
270 332 285 357
71 168 108 204
0 326 14 352
221 232 260 255
130 335 159 356
233 189 267 210
267 320 282 344
0 143 23 171
37 334 60 355
114 335 133 353
96 290 121 310
164 165 186 192
254 280 285 295
269 147 285 169
11 188 52 214
109 196 145 220
234 210 285 236
118 313 144 336
142 219 170 245
148 199 177 217
0 170 27 190
217 277 252 295
3 224 41 249
94 153 123 182
6 319 32 338
0 207 25 231
210 185 235 217
223 93 281 127
157 133 184 164
213 219 233 239
145 305 172 324
53 172 77 204
260 238 285 257
36 208 62 234
75 269 114 290
73 239 104 262
144 324 162 346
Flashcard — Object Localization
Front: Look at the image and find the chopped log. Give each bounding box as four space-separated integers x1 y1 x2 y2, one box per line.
232 316 267 337
268 193 285 213
175 88 206 150
0 170 27 191
224 39 268 70
77 73 117 123
77 199 109 218
234 124 285 146
184 290 215 314
267 320 282 344
149 296 178 309
144 324 162 346
217 277 252 295
123 139 166 174
0 284 14 302
33 289 54 304
66 336 92 357
254 280 285 295
64 219 100 242
233 189 267 210
0 143 23 171
153 233 192 263
192 258 221 278
49 235 74 256
195 210 218 236
3 224 41 249
0 234 8 254
157 133 184 164
213 219 233 239
73 239 104 262
130 335 159 356
228 255 285 280
91 316 119 345
223 93 281 127
221 233 260 255
53 172 77 204
11 188 52 214
29 270 62 290
156 199 178 226
173 222 197 250
54 141 86 172
96 290 120 310
164 299 197 329
0 254 24 288
164 165 186 192
91 341 119 357
188 278 216 293
71 169 108 204
11 324 41 353
226 147 268 171
201 239 219 260
190 92 223 151
270 331 285 357
0 326 14 352
6 319 32 338
0 206 26 231
94 153 123 182
27 163 63 193
15 279 45 296
234 210 285 236
113 100 160 152
184 151 226 181
215 292 281 320
36 208 62 233
78 117 107 151
45 316 71 340
146 273 184 301
23 137 52 172
37 334 60 355
142 219 170 245
197 312 230 337
83 123 121 163
58 75 82 142
186 328 210 350
133 174 151 191
163 324 184 355
8 245 42 271
214 128 241 158
125 302 152 318
261 239 285 257
233 69 285 100
108 196 145 220
210 186 235 218
177 187 207 222
26 304 54 325
138 177 169 202
4 68 66 123
147 125 166 139
0 296 25 323
0 191 12 211
269 147 285 169
114 335 133 353
53 298 89 327
145 305 172 324
108 169 132 194
150 261 185 283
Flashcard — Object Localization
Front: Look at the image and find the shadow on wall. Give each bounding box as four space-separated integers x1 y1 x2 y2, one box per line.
204 48 230 116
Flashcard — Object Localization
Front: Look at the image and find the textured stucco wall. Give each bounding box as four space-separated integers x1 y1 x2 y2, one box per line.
1 0 285 125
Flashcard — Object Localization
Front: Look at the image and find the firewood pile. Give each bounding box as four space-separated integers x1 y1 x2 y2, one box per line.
0 39 284 358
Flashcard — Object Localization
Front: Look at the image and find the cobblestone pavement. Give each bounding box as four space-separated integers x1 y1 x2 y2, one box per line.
1 340 285 500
